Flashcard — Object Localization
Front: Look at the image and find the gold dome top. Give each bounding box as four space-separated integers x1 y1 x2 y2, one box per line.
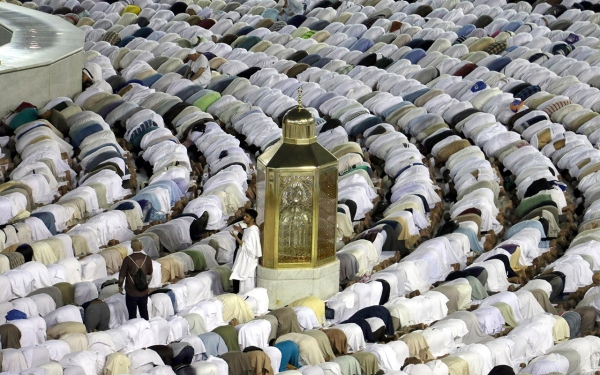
282 88 316 144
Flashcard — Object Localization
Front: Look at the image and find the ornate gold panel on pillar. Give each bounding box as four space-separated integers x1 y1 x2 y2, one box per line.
257 90 338 269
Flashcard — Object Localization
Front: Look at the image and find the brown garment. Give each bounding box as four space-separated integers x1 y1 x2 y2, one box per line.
574 306 596 333
434 285 460 314
437 139 471 162
322 328 348 356
118 252 153 297
267 307 302 337
530 289 558 315
400 332 434 362
246 350 273 375
0 324 21 349
351 352 379 375
302 330 336 361
4 252 25 269
220 351 253 375
53 282 75 305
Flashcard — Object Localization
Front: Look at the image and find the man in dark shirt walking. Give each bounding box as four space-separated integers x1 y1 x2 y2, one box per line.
119 239 153 320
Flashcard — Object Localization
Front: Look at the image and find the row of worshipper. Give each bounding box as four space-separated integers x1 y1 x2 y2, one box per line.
0 204 138 264
63 0 600 103
326 249 599 375
0 280 420 375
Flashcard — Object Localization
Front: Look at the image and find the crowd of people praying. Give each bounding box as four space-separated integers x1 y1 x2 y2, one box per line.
2 0 600 373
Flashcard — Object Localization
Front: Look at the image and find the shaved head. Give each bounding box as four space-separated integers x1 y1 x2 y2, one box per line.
131 239 143 252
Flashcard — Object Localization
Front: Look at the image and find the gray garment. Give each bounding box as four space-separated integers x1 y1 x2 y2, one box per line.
334 355 362 375
169 341 189 357
466 276 488 300
27 287 64 308
175 366 196 375
84 301 110 332
337 252 358 282
562 311 581 338
442 311 492 344
99 284 120 300
206 270 225 296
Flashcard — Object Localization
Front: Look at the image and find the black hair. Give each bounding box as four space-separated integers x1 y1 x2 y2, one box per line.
245 208 258 220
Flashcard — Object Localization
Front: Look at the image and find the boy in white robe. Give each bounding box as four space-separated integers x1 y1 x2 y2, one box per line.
230 209 262 294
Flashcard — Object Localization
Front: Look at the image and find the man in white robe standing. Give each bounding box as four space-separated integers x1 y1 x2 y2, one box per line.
230 209 262 294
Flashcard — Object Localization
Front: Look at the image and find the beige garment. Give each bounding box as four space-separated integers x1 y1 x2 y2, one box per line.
100 248 124 275
111 245 128 259
530 289 558 315
351 352 380 375
246 350 274 375
217 294 255 324
205 184 246 216
275 333 326 365
40 237 67 260
88 183 108 209
37 361 64 375
441 356 471 375
492 302 518 327
157 256 185 282
434 285 461 314
105 352 131 375
69 234 91 256
47 322 87 339
552 315 570 342
31 242 58 265
60 332 88 352
59 198 85 221
337 212 354 240
400 332 434 362
124 209 144 231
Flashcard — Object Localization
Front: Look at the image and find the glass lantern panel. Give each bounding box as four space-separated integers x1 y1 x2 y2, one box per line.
256 163 266 225
277 175 314 264
317 166 337 262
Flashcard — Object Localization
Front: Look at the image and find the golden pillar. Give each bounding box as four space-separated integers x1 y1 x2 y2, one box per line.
256 90 340 308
